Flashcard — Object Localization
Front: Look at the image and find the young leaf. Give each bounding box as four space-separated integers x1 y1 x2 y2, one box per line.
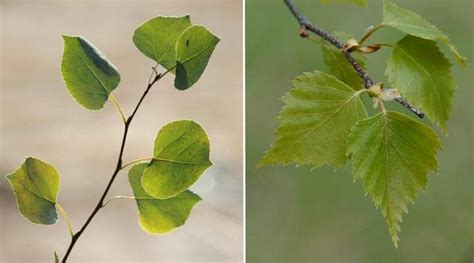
5 157 60 224
320 32 366 90
129 163 201 234
175 25 220 90
347 111 441 247
320 0 367 7
386 35 454 131
61 35 121 110
142 120 212 199
381 0 466 66
259 71 367 168
133 15 192 70
54 252 60 263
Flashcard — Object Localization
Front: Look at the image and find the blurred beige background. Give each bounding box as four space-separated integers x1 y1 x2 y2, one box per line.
0 0 243 262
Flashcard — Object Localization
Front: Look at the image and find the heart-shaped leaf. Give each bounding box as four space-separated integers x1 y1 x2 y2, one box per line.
61 35 121 110
6 157 60 224
142 120 212 199
175 25 220 90
129 163 201 234
133 15 192 70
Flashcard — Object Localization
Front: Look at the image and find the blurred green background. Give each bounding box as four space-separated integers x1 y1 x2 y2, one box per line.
246 0 473 262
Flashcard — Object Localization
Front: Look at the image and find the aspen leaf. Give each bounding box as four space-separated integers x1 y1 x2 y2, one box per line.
381 0 466 66
175 25 220 90
260 71 367 168
386 35 454 131
142 120 212 199
133 15 192 70
6 157 60 225
129 163 201 234
347 111 441 247
61 35 120 110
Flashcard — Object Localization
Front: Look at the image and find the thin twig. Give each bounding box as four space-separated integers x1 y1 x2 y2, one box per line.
283 0 424 118
61 66 172 263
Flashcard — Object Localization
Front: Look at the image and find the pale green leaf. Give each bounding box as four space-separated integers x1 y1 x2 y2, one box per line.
386 35 454 131
5 157 60 224
129 163 201 234
320 0 367 7
347 111 441 247
175 25 220 90
259 71 367 168
320 32 366 90
142 120 212 199
61 35 120 110
133 15 192 70
381 0 466 66
54 252 60 263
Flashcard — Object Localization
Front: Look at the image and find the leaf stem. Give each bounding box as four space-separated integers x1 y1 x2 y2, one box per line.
56 203 74 237
121 157 154 170
283 0 424 118
359 24 385 45
102 195 135 208
61 66 170 263
110 94 127 124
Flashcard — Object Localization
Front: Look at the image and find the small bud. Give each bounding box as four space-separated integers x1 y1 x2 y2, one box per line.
379 88 401 101
342 39 359 52
299 26 309 38
368 82 384 97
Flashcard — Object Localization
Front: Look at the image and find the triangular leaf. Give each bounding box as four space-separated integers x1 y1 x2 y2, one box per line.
259 71 367 168
347 111 441 247
129 163 201 234
320 32 366 90
142 120 212 199
320 0 367 7
61 35 121 110
133 15 192 70
386 35 454 131
6 157 60 224
381 0 466 66
175 25 220 90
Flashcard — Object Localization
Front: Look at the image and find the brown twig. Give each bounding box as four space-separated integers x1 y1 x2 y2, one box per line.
283 0 425 118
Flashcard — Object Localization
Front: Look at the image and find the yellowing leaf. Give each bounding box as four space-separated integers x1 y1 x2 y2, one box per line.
260 71 367 168
61 35 120 110
6 157 60 224
386 35 454 131
128 163 201 234
142 120 212 199
381 0 466 66
347 111 441 247
133 15 192 70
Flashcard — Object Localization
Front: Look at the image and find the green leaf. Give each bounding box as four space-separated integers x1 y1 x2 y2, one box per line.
175 25 220 90
54 252 60 263
142 120 212 199
61 35 121 110
386 35 454 131
320 0 367 7
320 32 366 90
259 71 367 168
5 157 60 224
128 163 201 234
133 15 192 70
347 111 441 247
381 0 466 66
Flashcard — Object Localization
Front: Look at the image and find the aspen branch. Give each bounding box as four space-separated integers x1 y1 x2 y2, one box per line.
283 0 425 118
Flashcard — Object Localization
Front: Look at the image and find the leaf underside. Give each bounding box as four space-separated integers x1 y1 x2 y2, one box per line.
386 35 454 131
61 35 120 110
129 163 201 234
6 157 60 224
142 120 212 199
260 71 367 169
347 111 441 247
382 0 466 66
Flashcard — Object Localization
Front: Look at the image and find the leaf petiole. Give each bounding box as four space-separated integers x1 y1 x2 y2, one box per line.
56 203 74 237
110 94 127 124
102 196 135 208
121 157 154 170
358 24 385 45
